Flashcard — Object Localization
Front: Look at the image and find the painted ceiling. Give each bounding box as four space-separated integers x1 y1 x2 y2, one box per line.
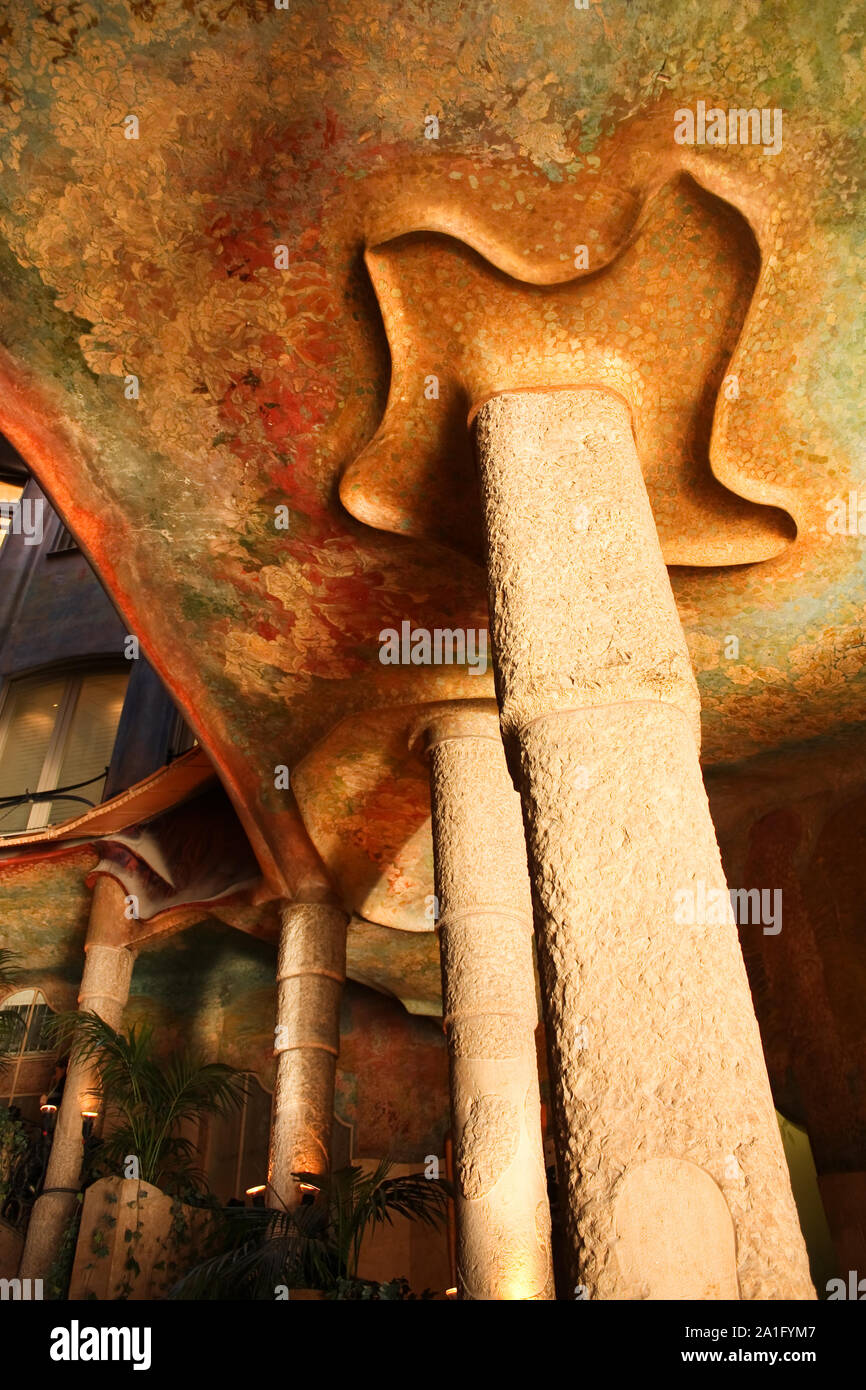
0 0 863 931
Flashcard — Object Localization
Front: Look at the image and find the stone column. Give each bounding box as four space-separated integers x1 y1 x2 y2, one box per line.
19 874 134 1281
474 387 814 1300
421 703 553 1300
267 900 347 1208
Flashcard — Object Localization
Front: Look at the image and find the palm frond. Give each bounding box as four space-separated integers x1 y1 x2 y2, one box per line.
49 1012 246 1188
169 1205 334 1299
0 949 21 989
292 1160 452 1279
0 1010 25 1053
0 951 24 1070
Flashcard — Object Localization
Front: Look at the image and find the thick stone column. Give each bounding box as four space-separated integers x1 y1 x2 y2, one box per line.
474 387 813 1300
422 703 553 1300
267 900 347 1208
19 874 134 1281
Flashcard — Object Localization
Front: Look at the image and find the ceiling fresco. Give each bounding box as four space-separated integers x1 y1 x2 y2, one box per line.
0 0 863 927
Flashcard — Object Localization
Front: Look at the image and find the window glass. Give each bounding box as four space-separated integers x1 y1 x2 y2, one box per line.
0 675 67 833
205 1075 273 1202
0 989 55 1054
48 671 129 824
0 668 128 834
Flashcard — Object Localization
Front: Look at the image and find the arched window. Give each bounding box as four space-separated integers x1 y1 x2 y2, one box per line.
0 988 59 1132
0 667 129 835
0 988 56 1057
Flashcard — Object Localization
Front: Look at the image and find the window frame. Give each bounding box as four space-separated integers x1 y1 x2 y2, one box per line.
0 988 56 1057
0 987 59 1110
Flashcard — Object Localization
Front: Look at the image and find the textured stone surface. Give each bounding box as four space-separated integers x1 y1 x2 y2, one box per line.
267 900 347 1207
614 1157 739 1300
475 389 814 1300
428 707 553 1300
476 389 700 744
456 1095 521 1201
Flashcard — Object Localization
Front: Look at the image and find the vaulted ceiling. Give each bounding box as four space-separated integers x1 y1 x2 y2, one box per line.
0 0 863 924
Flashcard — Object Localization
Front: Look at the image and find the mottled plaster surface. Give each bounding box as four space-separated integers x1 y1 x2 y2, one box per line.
0 1 862 921
337 979 449 1162
0 847 97 1010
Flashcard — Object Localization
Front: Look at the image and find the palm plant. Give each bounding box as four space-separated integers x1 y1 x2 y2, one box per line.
170 1157 451 1299
305 1159 450 1283
0 950 24 1066
51 1012 246 1195
0 950 19 987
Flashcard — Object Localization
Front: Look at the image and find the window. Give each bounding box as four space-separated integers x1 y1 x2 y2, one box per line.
0 989 58 1127
205 1075 273 1202
0 989 56 1056
0 668 129 834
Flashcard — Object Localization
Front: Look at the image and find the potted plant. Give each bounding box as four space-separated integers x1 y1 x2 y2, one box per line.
48 1012 246 1298
170 1157 451 1300
52 1011 246 1194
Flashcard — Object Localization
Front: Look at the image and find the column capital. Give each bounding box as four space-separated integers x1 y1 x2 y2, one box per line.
475 387 702 747
407 699 501 757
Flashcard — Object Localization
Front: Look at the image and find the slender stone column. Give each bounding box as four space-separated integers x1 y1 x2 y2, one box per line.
422 704 553 1300
19 874 134 1280
474 388 814 1300
267 900 347 1208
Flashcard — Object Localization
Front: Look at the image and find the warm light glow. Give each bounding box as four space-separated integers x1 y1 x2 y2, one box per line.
245 1184 266 1196
502 1280 537 1299
40 1103 57 1114
445 1287 457 1299
81 1110 99 1118
297 1181 318 1194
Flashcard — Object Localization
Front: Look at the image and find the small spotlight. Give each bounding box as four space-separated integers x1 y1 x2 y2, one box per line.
245 1184 267 1207
81 1110 98 1140
445 1287 458 1299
